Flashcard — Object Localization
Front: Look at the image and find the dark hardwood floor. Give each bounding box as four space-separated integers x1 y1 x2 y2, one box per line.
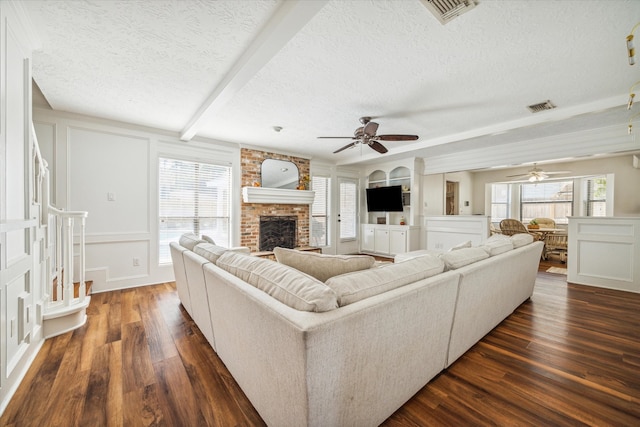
2 258 639 426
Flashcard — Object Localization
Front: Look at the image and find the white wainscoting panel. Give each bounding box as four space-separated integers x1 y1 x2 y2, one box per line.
568 217 640 293
424 215 490 251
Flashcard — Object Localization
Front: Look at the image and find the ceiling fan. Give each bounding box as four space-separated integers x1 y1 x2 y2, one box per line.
506 163 571 182
318 117 419 154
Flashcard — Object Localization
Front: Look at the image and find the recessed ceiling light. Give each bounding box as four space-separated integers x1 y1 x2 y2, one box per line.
273 126 283 132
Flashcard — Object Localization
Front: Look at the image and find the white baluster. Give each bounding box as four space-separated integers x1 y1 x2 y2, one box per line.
55 215 63 303
79 216 86 302
64 216 74 306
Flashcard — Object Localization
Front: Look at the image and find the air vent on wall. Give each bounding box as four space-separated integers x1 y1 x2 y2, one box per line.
527 100 556 113
420 0 479 25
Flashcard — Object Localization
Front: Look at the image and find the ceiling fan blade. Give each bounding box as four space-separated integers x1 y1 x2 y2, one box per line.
369 141 388 154
505 173 529 178
363 121 378 137
317 136 355 139
333 142 357 153
376 134 419 141
543 171 571 175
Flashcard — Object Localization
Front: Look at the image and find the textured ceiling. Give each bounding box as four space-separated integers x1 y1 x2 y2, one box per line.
24 0 640 166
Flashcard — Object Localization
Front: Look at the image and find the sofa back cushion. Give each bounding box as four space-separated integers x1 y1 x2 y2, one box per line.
179 233 206 251
511 233 534 248
194 243 229 263
273 247 375 282
215 251 338 312
194 243 251 263
482 234 514 256
439 247 490 270
325 254 445 306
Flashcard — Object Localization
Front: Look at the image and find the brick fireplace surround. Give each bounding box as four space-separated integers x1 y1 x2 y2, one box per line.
240 148 310 252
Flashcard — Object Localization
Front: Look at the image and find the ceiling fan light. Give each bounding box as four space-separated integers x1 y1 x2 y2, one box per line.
528 175 537 182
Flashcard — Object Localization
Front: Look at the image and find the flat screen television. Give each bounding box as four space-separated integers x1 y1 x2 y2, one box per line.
366 185 404 212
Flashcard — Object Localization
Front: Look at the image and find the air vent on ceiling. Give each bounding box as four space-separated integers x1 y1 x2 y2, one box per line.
420 0 479 25
527 100 556 113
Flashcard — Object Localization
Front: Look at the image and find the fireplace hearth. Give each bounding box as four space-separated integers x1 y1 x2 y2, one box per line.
259 216 297 251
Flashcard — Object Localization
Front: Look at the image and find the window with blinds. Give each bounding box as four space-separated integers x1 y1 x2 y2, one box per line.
159 157 231 264
585 175 607 216
311 176 330 247
339 180 357 241
490 183 510 223
520 180 573 224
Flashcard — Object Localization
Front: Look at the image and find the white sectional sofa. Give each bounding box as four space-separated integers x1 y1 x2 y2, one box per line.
170 233 543 427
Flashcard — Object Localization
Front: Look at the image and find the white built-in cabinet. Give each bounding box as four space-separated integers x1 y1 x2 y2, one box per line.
362 224 420 256
361 160 423 256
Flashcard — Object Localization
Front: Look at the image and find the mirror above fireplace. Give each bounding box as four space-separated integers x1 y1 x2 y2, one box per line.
261 159 299 189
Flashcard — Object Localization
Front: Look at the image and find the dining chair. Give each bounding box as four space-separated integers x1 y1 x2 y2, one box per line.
533 217 556 229
544 233 568 263
499 219 544 241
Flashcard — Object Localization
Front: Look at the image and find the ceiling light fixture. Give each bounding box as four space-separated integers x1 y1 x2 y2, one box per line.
628 82 639 110
627 112 640 134
273 126 283 132
627 23 640 65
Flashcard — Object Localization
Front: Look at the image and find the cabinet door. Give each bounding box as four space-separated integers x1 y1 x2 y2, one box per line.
390 229 407 255
362 225 375 252
374 229 390 254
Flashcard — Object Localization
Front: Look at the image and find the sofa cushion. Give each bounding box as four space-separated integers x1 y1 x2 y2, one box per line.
193 243 228 263
215 251 338 312
482 234 514 256
511 233 534 248
325 254 445 306
273 247 375 282
179 233 206 251
394 249 440 263
439 247 489 270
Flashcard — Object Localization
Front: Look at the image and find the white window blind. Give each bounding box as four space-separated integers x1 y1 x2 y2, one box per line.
490 183 510 223
339 180 357 240
585 175 607 216
520 180 573 224
311 176 330 247
159 157 231 264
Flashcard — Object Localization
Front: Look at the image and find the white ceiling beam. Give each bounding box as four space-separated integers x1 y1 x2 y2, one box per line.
180 0 327 141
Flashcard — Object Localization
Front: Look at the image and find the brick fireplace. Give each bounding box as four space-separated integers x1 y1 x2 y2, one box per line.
240 148 310 252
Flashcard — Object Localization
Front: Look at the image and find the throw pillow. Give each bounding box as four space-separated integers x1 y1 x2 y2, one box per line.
449 240 472 251
273 247 375 282
179 233 206 251
215 251 338 312
325 254 445 306
439 247 489 270
201 235 216 244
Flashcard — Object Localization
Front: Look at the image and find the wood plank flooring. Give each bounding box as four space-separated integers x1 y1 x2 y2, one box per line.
2 261 639 426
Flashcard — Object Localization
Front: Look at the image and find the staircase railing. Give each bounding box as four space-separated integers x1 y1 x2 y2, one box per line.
47 207 88 305
32 124 89 309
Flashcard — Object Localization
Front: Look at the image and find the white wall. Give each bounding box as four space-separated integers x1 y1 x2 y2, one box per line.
33 109 240 293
